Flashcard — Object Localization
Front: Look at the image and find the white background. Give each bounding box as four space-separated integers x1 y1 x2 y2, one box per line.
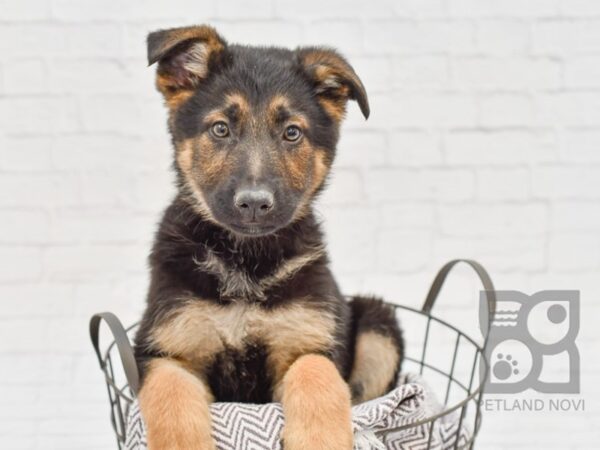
1 0 599 448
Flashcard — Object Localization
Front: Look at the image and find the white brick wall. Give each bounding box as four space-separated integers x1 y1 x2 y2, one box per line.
0 0 599 448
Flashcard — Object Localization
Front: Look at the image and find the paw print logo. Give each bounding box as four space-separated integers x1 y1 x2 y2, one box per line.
479 290 580 394
493 353 519 381
486 339 531 387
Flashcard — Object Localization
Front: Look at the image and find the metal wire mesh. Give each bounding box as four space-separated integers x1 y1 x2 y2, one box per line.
95 321 138 449
375 303 490 449
92 305 490 450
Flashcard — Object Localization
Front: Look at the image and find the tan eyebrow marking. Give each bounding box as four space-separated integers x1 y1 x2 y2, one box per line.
267 95 309 129
202 92 251 127
268 94 290 113
203 110 229 125
287 115 309 130
225 92 250 117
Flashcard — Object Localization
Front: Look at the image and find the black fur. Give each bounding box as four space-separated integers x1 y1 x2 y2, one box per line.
207 343 273 403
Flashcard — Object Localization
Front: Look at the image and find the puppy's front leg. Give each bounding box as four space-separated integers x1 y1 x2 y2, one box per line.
280 354 353 450
138 358 215 450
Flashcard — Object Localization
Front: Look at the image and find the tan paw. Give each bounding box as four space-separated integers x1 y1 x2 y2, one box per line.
280 354 354 450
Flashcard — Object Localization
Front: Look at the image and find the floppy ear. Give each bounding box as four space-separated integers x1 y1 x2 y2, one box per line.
147 25 227 101
297 47 369 120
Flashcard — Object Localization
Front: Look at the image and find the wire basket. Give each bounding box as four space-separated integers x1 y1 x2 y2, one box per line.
90 259 496 450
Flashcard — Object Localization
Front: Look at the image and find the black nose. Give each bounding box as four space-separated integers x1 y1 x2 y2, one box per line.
234 188 274 220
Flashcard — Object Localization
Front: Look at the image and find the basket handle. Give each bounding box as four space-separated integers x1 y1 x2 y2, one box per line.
89 312 141 395
422 259 497 341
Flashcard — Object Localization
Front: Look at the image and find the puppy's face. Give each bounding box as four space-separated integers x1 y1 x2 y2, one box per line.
148 26 369 236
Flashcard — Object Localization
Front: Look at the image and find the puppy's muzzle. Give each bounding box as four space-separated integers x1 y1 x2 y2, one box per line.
234 188 275 222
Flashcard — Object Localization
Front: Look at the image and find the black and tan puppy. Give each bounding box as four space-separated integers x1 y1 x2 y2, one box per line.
133 25 403 450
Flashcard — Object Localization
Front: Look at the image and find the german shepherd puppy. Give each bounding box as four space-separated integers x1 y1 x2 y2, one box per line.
133 25 403 450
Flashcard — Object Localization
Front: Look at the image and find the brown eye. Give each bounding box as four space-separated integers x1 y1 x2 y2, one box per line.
283 125 302 142
211 121 229 138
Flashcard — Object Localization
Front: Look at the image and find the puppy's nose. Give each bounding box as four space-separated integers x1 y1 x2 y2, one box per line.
234 188 274 220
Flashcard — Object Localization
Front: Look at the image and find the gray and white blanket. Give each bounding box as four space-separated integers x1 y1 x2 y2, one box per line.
125 374 470 450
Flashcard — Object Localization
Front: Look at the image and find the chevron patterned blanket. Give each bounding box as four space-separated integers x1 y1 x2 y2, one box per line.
125 374 471 450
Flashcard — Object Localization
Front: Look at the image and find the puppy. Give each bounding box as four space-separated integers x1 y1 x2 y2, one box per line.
133 25 403 450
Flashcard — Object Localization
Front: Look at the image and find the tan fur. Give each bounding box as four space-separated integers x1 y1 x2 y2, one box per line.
152 26 224 63
150 300 336 377
196 249 259 301
260 246 325 292
310 149 329 194
291 149 329 222
202 110 230 126
267 94 290 118
225 92 250 119
280 354 353 450
177 134 232 188
154 26 224 91
156 41 211 102
267 95 309 128
277 115 325 194
139 358 215 450
318 97 347 122
302 50 363 93
314 65 343 90
281 140 312 190
349 331 400 404
263 301 337 399
301 50 363 122
313 65 352 97
152 26 225 110
176 139 195 175
158 77 195 109
182 41 211 79
198 134 232 185
175 139 216 221
195 245 325 301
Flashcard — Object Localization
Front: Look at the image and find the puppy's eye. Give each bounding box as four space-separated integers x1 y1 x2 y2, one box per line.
283 125 302 142
211 121 229 138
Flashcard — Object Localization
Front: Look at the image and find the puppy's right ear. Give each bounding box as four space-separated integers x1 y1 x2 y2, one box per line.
147 25 227 102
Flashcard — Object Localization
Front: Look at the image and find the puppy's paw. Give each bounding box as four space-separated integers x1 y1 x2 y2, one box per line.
146 430 216 450
280 354 354 450
281 419 353 450
140 359 216 450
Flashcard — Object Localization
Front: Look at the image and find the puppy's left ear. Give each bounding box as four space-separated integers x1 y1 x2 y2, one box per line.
297 47 369 120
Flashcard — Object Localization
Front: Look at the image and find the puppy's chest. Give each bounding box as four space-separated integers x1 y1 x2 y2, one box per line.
152 301 336 374
196 247 325 302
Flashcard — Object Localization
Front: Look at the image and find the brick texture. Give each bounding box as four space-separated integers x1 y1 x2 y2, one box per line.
0 0 599 448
